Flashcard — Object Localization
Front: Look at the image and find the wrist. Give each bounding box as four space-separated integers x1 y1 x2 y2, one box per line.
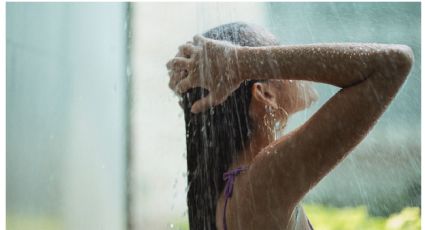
237 46 271 81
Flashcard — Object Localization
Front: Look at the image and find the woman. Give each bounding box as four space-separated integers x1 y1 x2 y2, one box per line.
166 23 413 230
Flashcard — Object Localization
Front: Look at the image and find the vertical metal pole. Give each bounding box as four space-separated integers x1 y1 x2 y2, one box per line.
124 3 134 230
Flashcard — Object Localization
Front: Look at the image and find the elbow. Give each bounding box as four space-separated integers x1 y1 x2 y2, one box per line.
396 45 414 74
385 45 414 76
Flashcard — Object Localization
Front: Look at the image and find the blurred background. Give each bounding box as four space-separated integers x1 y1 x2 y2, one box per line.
6 2 420 230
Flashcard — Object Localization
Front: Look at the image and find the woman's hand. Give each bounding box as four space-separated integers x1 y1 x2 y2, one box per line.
167 35 243 113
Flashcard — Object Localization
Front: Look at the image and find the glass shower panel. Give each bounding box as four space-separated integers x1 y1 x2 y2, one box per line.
6 3 128 230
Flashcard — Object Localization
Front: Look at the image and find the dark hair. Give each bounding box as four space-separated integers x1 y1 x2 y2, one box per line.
181 22 279 230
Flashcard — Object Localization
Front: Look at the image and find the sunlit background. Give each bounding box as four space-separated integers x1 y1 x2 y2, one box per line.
6 2 420 230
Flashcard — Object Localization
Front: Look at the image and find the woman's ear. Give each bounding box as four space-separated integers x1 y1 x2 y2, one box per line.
252 82 278 109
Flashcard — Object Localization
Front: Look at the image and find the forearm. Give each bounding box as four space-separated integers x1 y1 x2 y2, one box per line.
236 43 413 88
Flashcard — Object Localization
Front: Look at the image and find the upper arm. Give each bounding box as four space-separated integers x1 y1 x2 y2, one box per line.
242 45 413 210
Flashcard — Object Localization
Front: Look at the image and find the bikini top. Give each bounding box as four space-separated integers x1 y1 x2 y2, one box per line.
222 166 314 230
222 166 248 230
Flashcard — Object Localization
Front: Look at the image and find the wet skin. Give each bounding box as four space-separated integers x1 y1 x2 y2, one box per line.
167 35 413 229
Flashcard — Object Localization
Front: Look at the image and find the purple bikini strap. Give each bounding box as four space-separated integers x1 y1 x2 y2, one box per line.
222 166 249 230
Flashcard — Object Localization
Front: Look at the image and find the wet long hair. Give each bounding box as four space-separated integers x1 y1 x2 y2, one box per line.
181 22 279 229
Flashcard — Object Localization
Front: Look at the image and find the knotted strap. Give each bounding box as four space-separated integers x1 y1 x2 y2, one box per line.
307 218 314 230
222 166 248 230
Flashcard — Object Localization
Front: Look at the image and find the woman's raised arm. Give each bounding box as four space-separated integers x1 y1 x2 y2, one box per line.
168 36 412 113
237 43 412 88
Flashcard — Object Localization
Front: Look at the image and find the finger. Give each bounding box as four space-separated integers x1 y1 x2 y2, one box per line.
166 57 192 71
166 57 187 70
175 73 200 94
175 41 194 57
193 34 206 45
191 94 217 114
168 70 187 90
178 43 195 58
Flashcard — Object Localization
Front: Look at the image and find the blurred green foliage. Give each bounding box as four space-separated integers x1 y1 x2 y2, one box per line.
7 204 420 230
7 214 62 230
172 204 420 230
304 204 420 230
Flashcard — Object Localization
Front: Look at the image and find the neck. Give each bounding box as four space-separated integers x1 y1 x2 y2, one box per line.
233 125 275 167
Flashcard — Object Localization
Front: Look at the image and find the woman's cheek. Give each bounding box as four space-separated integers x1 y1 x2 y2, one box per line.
288 81 319 113
301 81 319 106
